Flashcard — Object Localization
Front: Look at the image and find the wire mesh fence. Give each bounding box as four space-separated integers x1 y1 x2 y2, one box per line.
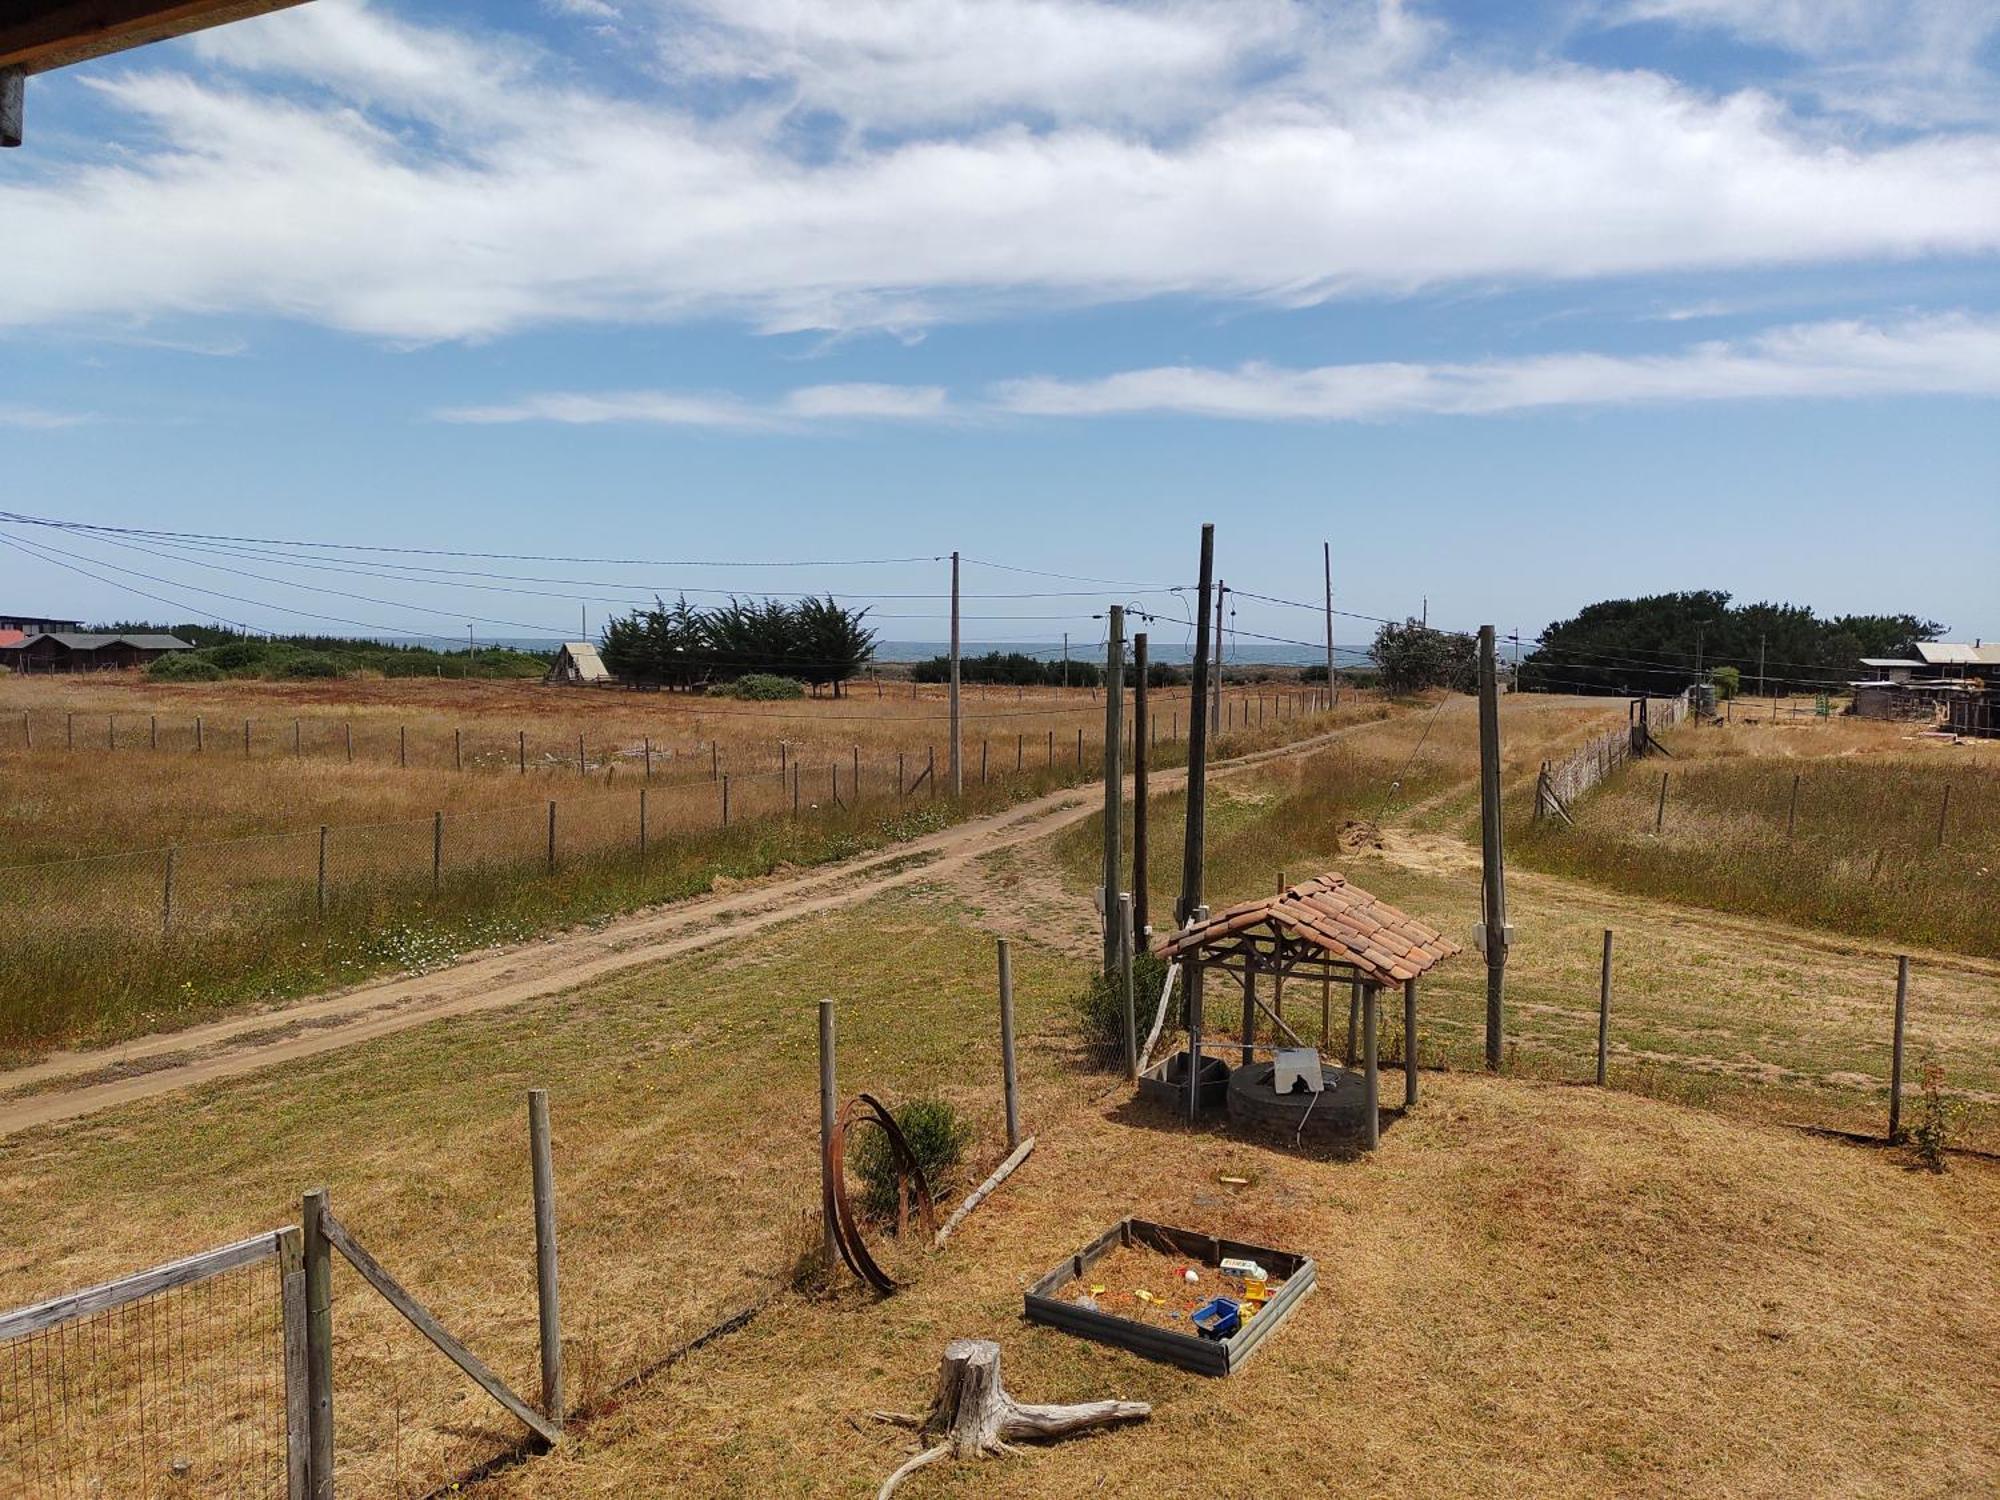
0 1239 292 1500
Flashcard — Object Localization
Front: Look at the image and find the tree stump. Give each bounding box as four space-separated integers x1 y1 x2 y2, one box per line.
876 1338 1150 1497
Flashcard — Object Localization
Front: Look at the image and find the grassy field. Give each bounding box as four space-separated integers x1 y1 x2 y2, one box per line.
0 671 1363 1058
1514 715 2000 958
0 876 1992 1496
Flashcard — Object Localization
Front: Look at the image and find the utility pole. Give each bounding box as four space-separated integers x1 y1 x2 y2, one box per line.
1062 631 1069 691
1101 605 1125 974
580 604 586 641
948 550 962 797
1210 579 1225 734
1421 596 1428 628
1323 541 1338 707
1478 625 1508 1069
1179 524 1215 926
1758 634 1766 698
1132 631 1150 939
1694 623 1705 684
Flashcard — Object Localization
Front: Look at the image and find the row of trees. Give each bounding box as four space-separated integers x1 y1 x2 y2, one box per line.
598 595 877 695
908 651 1188 688
1518 591 1942 697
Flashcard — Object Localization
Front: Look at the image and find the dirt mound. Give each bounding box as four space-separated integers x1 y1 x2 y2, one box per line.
1338 818 1385 851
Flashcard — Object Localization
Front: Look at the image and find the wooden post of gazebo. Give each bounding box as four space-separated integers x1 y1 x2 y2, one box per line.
1239 965 1256 1066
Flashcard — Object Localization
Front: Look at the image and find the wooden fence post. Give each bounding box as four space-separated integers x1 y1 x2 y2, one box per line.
294 718 302 757
643 736 651 780
576 734 585 776
792 763 801 815
1654 771 1668 835
519 729 526 774
196 714 204 752
66 711 73 750
399 725 408 768
316 826 328 916
927 745 936 799
1403 977 1418 1106
1597 929 1613 1086
1016 733 1023 771
280 1228 309 1500
980 738 988 784
454 728 462 771
1937 785 1951 848
818 999 839 1270
343 722 351 763
639 787 648 853
897 752 904 795
1889 956 1909 1142
711 740 719 781
1362 984 1380 1150
546 801 557 873
1786 773 1800 838
527 1090 563 1428
722 774 730 826
1118 893 1137 1084
301 1189 334 1500
432 811 443 891
108 715 115 751
998 939 1021 1149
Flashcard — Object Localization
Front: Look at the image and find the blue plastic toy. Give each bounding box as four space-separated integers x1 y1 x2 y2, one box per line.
1190 1296 1241 1340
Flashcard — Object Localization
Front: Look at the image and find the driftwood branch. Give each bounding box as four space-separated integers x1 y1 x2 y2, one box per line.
932 1137 1035 1249
876 1338 1150 1498
1135 961 1180 1076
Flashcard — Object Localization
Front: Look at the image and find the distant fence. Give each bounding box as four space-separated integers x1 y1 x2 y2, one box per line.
1534 691 1688 823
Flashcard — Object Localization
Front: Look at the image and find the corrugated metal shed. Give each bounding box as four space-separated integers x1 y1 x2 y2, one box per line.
1915 643 2000 666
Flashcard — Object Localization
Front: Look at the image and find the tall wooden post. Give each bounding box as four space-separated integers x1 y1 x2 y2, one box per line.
196 714 204 752
1786 773 1800 838
1101 604 1125 975
1210 580 1225 735
519 729 526 774
1478 625 1508 1070
454 728 461 770
1889 956 1909 1142
527 1091 563 1427
1178 524 1215 925
546 801 557 873
1239 962 1256 1066
432 812 443 891
722 774 731 825
997 940 1021 1149
1597 929 1613 1086
1131 632 1150 939
1403 978 1418 1106
1346 979 1360 1066
1655 771 1669 834
1118 893 1137 1083
1325 539 1338 707
818 999 839 1269
301 1189 334 1500
1362 984 1380 1150
948 550 963 797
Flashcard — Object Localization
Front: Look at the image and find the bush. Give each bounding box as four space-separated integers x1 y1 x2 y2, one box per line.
279 652 343 679
855 1097 972 1223
1074 950 1170 1067
725 673 806 700
148 653 224 682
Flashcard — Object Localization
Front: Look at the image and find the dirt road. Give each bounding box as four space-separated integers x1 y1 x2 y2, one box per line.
0 719 1381 1137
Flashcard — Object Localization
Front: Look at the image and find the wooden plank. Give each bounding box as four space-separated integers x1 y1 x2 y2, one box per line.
0 1229 285 1341
1 0 309 75
934 1136 1034 1249
319 1209 561 1447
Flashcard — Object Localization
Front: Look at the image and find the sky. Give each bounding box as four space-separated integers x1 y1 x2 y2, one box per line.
1 0 1996 657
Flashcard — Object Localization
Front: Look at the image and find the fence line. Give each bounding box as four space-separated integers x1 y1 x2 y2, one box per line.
1534 690 1688 823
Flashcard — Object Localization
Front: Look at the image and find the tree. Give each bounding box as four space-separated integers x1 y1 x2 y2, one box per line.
1371 620 1476 695
1711 666 1741 700
599 594 876 694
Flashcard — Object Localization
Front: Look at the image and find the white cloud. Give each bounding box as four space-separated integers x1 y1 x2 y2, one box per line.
991 312 2000 419
0 405 94 429
3 1 2000 341
437 382 950 427
1613 0 2000 125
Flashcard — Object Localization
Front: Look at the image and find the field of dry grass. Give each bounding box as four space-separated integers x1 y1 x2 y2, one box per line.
0 870 1991 1497
1514 714 2000 958
0 670 1353 1057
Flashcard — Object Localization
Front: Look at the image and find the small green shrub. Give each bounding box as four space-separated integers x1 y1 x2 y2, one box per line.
1074 950 1170 1067
855 1097 972 1224
725 673 807 700
147 654 224 682
1909 1057 1957 1172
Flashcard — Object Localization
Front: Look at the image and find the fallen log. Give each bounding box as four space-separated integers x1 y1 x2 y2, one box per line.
876 1338 1150 1498
932 1137 1034 1250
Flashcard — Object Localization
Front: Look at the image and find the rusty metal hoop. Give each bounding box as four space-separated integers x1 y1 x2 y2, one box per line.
821 1092 937 1294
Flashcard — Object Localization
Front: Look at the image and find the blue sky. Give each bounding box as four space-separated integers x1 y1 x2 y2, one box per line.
2 0 1996 653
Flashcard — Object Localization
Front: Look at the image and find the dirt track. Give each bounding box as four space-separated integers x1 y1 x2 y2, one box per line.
0 720 1378 1138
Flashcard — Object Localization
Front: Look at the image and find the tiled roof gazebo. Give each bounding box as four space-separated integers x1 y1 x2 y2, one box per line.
1154 873 1461 1145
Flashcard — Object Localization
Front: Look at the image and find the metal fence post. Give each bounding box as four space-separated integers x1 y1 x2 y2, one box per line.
301 1189 334 1500
998 940 1021 1149
1119 893 1137 1083
527 1090 563 1428
1889 956 1909 1142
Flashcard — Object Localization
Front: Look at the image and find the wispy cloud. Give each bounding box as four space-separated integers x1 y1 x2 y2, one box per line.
0 405 95 429
4 1 2000 341
436 382 950 427
990 313 2000 421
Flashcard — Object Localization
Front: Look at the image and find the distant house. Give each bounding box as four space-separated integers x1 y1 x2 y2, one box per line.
1913 642 2000 679
546 642 612 685
1857 658 1923 684
0 613 84 634
1851 642 1999 722
4 632 194 672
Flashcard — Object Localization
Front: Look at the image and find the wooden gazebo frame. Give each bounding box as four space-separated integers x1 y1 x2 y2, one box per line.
1155 873 1461 1148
